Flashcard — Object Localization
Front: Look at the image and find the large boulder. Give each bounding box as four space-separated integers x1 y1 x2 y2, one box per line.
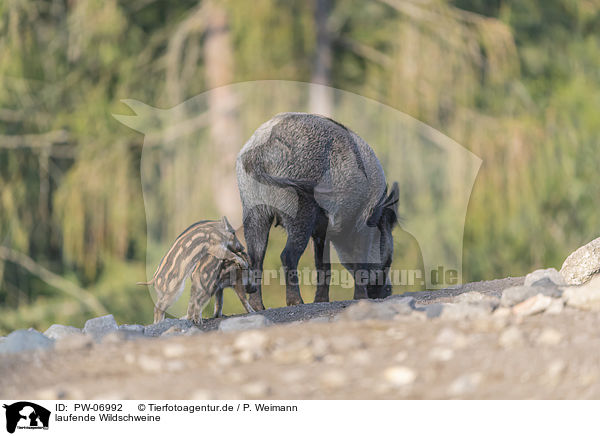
83 314 118 341
562 276 600 311
44 324 82 340
524 268 566 287
560 237 600 285
0 329 54 354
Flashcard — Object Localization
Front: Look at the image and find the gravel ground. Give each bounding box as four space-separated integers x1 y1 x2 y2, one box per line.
3 275 600 400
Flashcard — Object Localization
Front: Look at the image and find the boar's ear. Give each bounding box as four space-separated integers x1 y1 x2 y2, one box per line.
220 216 235 233
382 182 400 228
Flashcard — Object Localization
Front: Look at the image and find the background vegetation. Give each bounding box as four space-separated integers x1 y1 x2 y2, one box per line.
1 0 599 333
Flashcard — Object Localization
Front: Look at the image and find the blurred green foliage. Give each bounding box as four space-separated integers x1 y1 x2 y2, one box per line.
0 0 599 334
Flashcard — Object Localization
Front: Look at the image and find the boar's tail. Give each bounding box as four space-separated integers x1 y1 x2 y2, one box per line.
136 278 155 286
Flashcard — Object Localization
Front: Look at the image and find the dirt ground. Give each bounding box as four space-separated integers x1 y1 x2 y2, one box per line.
2 276 600 400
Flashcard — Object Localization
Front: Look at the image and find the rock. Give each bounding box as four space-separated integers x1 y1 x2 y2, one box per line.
144 319 195 337
119 324 145 334
435 328 469 349
162 343 186 358
320 370 348 389
448 373 483 396
562 276 600 311
500 285 562 307
102 330 145 343
454 291 500 306
55 333 94 351
233 331 269 353
429 347 454 362
218 314 273 332
499 326 525 348
83 315 118 341
383 366 417 387
524 268 566 287
336 297 414 322
308 316 331 324
242 381 271 398
425 302 493 320
535 328 563 346
544 298 564 314
560 237 600 285
44 324 81 340
137 355 163 373
0 329 54 354
511 294 553 316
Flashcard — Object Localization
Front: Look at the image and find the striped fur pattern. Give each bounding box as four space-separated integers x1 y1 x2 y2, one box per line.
138 216 251 323
187 251 254 323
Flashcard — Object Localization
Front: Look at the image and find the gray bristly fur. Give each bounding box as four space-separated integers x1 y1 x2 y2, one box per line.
236 113 400 310
137 216 253 323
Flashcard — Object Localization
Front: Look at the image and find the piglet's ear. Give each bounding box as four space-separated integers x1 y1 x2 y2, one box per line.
220 216 235 233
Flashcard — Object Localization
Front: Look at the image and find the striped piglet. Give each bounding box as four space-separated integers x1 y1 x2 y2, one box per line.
138 217 255 323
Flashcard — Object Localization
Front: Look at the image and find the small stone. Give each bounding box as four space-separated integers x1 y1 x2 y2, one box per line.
137 355 162 373
435 328 469 349
454 292 500 306
162 343 186 358
144 319 195 337
448 373 482 396
429 347 455 362
83 315 118 341
218 314 273 332
501 286 561 307
165 360 185 372
242 381 271 398
535 328 563 346
336 298 414 322
546 360 567 381
562 276 600 311
44 324 81 340
351 350 371 365
524 268 566 287
560 237 600 285
492 307 511 318
233 331 269 353
190 389 213 400
320 370 347 389
511 294 553 316
383 366 417 387
394 351 408 362
102 330 145 343
545 299 564 314
499 326 525 348
119 324 145 334
426 302 492 320
330 335 364 353
0 329 54 354
55 333 94 352
309 316 331 324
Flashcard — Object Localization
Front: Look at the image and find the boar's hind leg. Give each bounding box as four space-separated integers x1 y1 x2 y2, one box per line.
313 211 331 303
280 211 316 306
243 208 272 311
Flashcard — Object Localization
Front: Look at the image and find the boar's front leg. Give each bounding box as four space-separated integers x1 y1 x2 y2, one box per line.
313 211 331 303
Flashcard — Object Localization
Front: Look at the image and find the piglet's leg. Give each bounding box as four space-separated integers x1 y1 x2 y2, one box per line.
214 288 224 318
186 267 213 324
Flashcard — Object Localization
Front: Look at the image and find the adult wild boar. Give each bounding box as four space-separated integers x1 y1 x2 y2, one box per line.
236 112 399 310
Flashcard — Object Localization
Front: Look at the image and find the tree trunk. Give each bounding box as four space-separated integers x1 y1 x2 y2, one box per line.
309 0 333 116
204 1 242 226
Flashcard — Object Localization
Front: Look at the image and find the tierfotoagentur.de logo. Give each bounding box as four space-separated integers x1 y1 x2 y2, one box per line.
2 402 50 434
